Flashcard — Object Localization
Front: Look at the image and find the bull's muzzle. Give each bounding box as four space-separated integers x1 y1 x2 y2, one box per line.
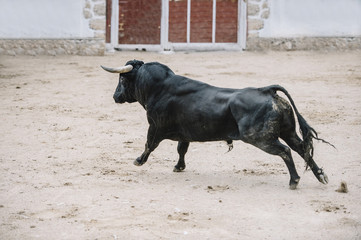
113 92 125 103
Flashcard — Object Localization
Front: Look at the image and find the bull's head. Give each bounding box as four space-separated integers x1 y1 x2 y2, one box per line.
101 60 144 104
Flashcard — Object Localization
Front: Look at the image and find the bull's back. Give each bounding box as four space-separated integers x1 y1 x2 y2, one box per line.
158 79 241 141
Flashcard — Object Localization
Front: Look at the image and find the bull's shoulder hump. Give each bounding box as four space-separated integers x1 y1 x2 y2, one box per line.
173 75 215 87
141 62 175 81
166 75 216 95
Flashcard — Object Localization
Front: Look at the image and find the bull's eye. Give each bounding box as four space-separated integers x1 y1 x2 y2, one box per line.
122 80 128 88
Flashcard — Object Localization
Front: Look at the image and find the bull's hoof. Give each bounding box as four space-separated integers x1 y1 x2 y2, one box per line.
317 169 329 185
318 173 329 184
133 158 144 166
173 165 185 172
289 178 300 190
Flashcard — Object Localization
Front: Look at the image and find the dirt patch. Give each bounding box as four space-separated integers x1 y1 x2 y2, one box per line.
0 51 361 239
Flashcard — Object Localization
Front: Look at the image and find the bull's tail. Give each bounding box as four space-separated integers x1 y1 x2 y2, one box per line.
262 85 334 169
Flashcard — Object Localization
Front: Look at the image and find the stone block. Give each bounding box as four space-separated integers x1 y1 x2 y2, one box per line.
247 31 259 38
90 19 105 31
14 47 25 55
34 47 46 55
47 50 57 56
261 9 270 19
84 0 91 9
262 2 269 10
7 50 16 56
248 3 260 16
55 47 66 55
83 9 92 19
94 31 105 38
248 18 264 31
93 3 105 16
25 49 37 56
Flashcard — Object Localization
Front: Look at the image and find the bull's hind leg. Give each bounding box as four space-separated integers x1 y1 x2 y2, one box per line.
281 132 328 184
254 139 301 189
173 141 189 172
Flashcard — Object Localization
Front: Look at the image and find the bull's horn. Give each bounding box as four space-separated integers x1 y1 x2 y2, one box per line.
101 65 133 73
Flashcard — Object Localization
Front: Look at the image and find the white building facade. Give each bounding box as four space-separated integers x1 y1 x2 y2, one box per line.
0 0 360 55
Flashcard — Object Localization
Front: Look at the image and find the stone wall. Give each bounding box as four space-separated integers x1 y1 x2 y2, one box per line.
0 39 105 56
0 0 106 56
246 37 361 51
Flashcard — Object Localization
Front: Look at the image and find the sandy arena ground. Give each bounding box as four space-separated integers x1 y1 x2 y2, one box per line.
1 50 361 239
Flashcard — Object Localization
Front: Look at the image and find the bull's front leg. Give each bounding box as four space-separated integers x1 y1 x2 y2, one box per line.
133 142 156 166
133 125 161 166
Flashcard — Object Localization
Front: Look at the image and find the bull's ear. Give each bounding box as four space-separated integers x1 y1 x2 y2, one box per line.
101 65 133 74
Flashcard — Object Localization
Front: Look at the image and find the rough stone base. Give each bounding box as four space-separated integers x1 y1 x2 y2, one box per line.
0 39 105 56
246 37 361 51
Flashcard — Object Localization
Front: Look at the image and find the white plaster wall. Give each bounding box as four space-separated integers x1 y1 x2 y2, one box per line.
260 0 361 37
0 0 94 38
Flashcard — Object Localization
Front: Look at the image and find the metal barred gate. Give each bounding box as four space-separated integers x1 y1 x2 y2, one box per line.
106 0 246 51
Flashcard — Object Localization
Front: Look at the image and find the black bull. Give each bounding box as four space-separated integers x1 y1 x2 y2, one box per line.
101 60 331 189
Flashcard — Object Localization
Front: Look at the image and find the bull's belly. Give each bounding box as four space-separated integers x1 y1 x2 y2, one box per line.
165 121 240 142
